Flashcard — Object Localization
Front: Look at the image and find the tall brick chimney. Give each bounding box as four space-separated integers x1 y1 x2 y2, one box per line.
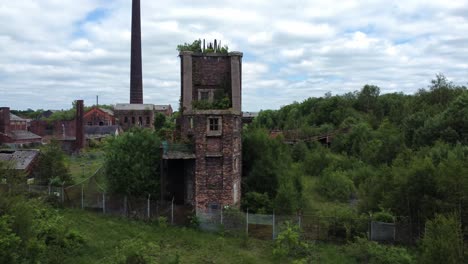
75 100 85 151
130 0 143 104
0 107 10 135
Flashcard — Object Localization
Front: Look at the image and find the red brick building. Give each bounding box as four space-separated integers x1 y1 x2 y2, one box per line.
0 107 42 146
161 50 243 212
84 107 115 126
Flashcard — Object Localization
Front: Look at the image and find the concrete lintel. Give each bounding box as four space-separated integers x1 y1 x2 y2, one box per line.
183 109 241 116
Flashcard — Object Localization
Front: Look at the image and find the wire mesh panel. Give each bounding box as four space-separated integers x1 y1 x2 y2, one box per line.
64 185 83 208
223 209 246 236
301 215 327 241
105 194 126 216
371 221 395 242
0 184 8 192
198 209 222 232
29 185 49 194
274 214 300 239
395 217 413 244
127 196 148 220
248 213 273 240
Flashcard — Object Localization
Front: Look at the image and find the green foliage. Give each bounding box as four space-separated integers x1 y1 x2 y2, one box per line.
316 170 355 202
273 222 310 261
0 215 21 263
192 96 231 110
372 209 394 223
420 214 463 264
104 128 161 196
63 209 275 263
0 194 86 263
241 192 272 214
37 140 72 185
177 39 229 54
0 159 25 186
242 127 303 214
153 112 166 130
345 237 414 264
176 39 202 53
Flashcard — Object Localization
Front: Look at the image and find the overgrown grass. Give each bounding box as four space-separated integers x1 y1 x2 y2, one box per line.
302 176 354 216
62 209 276 263
67 149 105 183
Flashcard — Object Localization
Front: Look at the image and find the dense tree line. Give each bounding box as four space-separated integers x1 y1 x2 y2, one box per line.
242 75 468 237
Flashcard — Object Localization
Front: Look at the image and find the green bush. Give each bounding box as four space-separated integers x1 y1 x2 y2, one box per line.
0 215 21 263
420 214 463 264
0 194 86 263
241 192 272 214
345 237 414 264
372 209 394 223
273 221 310 261
316 170 355 202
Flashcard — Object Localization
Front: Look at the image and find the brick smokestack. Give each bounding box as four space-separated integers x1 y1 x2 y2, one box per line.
130 0 143 104
75 100 84 151
0 107 10 134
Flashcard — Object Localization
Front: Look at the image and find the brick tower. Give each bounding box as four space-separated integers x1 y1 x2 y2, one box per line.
130 0 143 104
160 46 243 212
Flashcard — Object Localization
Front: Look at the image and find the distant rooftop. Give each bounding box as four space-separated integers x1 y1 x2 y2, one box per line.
114 104 155 111
10 113 26 121
10 130 42 141
154 105 171 111
0 149 39 170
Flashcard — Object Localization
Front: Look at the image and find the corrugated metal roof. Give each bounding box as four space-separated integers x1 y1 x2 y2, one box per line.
10 113 26 121
114 104 155 111
154 105 170 111
0 149 39 170
10 130 42 140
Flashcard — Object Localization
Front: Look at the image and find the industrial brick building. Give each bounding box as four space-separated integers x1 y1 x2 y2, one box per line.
161 50 243 212
0 107 42 146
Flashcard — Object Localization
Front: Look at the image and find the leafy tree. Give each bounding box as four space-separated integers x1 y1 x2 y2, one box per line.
356 84 380 113
36 141 72 185
153 112 166 130
241 192 272 214
104 128 161 196
420 214 463 264
316 170 355 202
242 127 302 213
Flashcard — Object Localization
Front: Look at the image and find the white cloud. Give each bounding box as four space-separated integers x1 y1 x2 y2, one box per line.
1 0 468 111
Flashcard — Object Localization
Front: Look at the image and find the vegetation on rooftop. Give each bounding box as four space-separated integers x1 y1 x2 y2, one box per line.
177 39 229 54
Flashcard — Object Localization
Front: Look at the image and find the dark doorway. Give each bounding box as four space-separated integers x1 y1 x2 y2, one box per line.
163 159 194 205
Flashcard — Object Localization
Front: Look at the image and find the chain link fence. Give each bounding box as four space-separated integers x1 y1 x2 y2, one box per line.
0 183 419 244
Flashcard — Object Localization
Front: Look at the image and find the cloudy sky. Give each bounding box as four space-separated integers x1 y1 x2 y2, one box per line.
1 1 468 111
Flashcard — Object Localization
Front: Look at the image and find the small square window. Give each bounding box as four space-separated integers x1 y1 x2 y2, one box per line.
200 91 210 101
209 118 219 131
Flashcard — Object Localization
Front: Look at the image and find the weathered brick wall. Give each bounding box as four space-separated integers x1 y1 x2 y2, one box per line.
84 108 115 126
192 56 231 100
181 111 242 211
0 107 10 134
114 110 154 131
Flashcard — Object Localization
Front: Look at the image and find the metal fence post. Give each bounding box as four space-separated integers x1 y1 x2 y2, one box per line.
48 184 51 195
102 193 106 214
147 194 151 219
220 207 223 225
124 196 127 217
246 209 249 237
298 211 302 229
171 198 174 225
81 184 84 209
272 210 275 240
61 183 65 204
